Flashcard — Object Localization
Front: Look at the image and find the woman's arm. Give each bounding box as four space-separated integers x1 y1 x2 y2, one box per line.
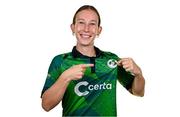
131 71 145 96
41 75 70 111
116 58 145 97
41 64 94 111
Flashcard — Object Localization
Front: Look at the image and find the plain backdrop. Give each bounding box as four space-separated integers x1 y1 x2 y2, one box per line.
0 0 180 117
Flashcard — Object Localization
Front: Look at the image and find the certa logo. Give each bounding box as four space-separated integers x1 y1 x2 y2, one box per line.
74 81 112 96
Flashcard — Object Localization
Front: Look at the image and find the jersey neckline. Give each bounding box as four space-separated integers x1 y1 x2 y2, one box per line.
72 46 103 59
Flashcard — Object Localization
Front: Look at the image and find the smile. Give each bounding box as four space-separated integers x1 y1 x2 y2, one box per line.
80 34 91 38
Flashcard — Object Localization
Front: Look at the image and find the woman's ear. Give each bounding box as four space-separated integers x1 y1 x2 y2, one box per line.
70 24 75 35
97 26 102 36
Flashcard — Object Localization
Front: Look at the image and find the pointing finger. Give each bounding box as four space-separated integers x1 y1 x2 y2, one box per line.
81 64 94 68
116 60 122 66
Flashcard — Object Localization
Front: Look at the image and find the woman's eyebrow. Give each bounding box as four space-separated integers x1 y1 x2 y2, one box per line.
77 19 85 21
90 20 97 23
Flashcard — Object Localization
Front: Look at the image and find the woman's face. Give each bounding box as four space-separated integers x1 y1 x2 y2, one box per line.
71 9 102 46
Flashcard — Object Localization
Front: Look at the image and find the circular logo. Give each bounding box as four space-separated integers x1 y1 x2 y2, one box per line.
107 59 117 68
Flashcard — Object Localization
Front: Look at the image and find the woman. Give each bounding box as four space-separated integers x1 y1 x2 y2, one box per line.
41 5 145 116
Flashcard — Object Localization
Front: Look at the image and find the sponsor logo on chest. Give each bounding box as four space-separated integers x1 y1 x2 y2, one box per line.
74 81 112 96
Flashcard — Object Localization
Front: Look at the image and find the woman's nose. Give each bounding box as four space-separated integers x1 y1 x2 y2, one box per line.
84 24 89 32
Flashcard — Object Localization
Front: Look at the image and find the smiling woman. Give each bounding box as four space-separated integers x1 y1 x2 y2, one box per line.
41 5 145 116
70 5 102 54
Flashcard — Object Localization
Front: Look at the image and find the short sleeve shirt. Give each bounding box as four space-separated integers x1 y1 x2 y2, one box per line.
41 46 134 116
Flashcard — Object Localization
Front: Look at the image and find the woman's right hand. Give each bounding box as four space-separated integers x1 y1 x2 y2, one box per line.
60 64 94 81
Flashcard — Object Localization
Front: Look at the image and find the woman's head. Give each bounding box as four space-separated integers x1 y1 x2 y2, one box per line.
72 5 101 27
71 5 102 47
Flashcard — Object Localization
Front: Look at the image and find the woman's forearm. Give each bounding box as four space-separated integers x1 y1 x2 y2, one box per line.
41 75 70 111
132 74 145 97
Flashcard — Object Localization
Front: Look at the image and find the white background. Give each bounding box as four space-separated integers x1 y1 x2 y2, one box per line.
0 0 180 117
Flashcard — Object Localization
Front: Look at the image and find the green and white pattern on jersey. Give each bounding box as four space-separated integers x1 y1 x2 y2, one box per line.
41 47 134 116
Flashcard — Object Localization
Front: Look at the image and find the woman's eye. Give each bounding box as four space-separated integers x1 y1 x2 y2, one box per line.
90 23 96 25
78 21 84 24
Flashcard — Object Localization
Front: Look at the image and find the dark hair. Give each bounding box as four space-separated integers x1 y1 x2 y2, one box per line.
72 5 101 27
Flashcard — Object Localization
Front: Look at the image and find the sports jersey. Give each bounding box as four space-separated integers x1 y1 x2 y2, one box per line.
41 46 134 116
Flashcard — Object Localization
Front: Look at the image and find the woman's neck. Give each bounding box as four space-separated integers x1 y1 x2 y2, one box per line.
76 44 96 57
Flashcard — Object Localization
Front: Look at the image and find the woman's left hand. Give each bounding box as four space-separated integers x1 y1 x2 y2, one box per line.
116 58 142 76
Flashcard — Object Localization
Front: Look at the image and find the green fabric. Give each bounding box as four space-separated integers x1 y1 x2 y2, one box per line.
41 49 134 116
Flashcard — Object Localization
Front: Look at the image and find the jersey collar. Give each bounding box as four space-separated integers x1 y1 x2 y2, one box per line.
72 46 103 58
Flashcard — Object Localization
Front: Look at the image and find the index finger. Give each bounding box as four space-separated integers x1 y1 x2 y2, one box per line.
81 64 94 68
115 60 122 66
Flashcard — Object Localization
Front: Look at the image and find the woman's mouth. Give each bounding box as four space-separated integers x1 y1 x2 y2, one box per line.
80 34 91 39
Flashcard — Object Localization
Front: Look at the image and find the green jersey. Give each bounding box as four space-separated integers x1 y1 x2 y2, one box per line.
41 46 134 116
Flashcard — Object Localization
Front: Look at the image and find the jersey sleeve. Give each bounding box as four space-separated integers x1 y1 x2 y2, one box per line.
117 65 135 90
41 55 63 97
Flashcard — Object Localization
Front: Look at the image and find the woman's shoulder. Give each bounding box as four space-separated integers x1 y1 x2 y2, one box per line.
53 52 71 60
